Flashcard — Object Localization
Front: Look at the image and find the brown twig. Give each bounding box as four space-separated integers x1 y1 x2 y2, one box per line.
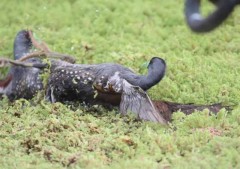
0 57 39 68
25 30 76 63
28 30 51 52
18 51 76 64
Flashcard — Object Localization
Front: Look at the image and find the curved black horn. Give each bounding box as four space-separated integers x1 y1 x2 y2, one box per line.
185 0 239 33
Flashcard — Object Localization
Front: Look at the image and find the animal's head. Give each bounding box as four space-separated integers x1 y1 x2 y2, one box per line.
148 57 166 67
147 57 166 76
137 57 166 91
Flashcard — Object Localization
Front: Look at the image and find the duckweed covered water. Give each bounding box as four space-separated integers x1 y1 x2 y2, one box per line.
0 0 240 168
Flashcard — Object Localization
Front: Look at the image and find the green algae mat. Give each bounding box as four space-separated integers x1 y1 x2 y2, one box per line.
0 0 240 168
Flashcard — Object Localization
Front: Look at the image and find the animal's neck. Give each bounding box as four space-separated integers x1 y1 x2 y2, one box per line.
138 67 165 91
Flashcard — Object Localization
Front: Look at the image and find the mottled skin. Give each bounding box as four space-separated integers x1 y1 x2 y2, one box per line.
2 31 165 104
0 30 167 124
5 65 43 100
48 58 167 124
47 57 166 106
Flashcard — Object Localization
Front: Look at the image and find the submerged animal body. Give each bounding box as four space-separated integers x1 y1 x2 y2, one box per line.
0 30 167 124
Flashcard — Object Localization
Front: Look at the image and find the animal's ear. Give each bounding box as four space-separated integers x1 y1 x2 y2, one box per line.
120 80 167 125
